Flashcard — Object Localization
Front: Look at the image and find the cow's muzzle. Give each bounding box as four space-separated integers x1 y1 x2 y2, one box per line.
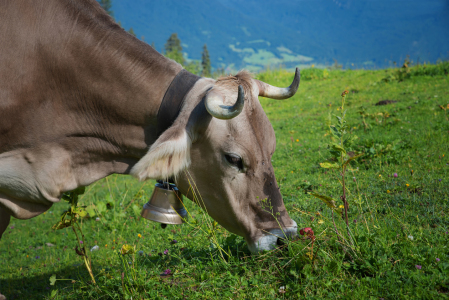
247 220 298 253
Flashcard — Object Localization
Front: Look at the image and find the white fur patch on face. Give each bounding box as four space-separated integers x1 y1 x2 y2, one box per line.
247 220 298 253
130 129 191 181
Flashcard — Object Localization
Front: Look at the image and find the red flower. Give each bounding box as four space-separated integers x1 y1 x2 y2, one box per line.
300 227 313 236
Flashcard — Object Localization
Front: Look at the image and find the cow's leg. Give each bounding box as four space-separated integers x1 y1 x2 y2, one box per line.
0 206 11 240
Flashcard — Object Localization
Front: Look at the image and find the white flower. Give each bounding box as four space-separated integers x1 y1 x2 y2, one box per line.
95 217 100 221
408 235 414 241
90 245 100 252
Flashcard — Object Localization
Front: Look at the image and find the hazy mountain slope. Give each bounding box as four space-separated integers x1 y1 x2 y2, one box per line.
112 0 449 70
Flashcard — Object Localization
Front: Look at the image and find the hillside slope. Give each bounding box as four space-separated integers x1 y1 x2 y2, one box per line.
112 0 449 71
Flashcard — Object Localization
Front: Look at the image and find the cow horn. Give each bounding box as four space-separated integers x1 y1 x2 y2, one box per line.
205 85 245 119
256 67 300 100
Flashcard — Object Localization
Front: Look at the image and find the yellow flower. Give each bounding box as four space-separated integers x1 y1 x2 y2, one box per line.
339 205 344 209
311 64 315 68
353 127 357 129
138 234 142 238
121 244 136 255
291 171 293 173
387 190 390 193
379 174 382 177
406 184 410 187
296 139 299 142
318 219 324 224
26 255 29 258
105 244 108 247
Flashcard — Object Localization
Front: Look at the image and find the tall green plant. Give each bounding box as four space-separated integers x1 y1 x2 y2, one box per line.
309 90 363 245
51 187 96 284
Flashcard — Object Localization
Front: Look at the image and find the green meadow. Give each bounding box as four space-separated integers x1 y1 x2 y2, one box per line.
1 62 448 299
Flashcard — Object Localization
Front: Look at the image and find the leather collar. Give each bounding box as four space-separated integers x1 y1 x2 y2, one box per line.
156 69 201 136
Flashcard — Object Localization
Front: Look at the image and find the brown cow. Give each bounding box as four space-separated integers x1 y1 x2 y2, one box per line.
0 0 300 252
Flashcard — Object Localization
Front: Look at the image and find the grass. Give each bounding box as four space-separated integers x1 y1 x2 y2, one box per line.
1 62 448 299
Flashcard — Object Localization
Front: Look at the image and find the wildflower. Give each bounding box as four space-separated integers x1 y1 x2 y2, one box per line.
105 244 108 247
296 139 299 142
353 219 357 224
35 256 40 259
415 265 422 270
299 227 313 236
339 205 344 209
318 219 324 224
163 249 169 255
387 190 390 194
138 250 144 256
393 173 398 178
379 174 382 177
26 255 29 258
90 245 99 252
9 226 14 229
341 90 349 97
163 269 171 275
436 258 440 262
170 239 178 244
121 244 135 255
79 240 83 244
138 234 142 238
408 235 414 240
279 286 286 294
406 184 410 187
311 64 315 68
95 217 100 221
439 179 442 182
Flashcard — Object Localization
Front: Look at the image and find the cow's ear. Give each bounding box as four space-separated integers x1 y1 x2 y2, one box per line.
131 125 192 181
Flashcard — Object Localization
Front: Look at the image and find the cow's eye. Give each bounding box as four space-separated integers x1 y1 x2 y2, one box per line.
225 154 243 170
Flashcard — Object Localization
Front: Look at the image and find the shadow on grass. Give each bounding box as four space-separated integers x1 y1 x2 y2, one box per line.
0 265 94 300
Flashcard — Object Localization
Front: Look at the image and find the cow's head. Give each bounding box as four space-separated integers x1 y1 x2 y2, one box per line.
131 69 300 253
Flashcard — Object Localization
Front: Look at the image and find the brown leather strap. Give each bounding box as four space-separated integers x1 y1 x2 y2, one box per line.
156 69 201 136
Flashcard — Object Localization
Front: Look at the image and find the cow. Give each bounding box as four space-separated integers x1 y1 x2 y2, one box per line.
0 0 300 252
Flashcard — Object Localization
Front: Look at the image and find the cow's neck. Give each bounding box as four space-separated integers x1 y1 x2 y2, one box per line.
58 3 185 185
2 0 185 190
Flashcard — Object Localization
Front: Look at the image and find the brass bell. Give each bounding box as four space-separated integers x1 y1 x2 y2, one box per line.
141 182 187 225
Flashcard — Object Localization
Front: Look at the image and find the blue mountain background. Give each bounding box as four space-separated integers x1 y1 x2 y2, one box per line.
112 0 449 71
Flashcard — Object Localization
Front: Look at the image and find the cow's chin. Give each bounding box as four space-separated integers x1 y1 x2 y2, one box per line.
247 220 298 253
